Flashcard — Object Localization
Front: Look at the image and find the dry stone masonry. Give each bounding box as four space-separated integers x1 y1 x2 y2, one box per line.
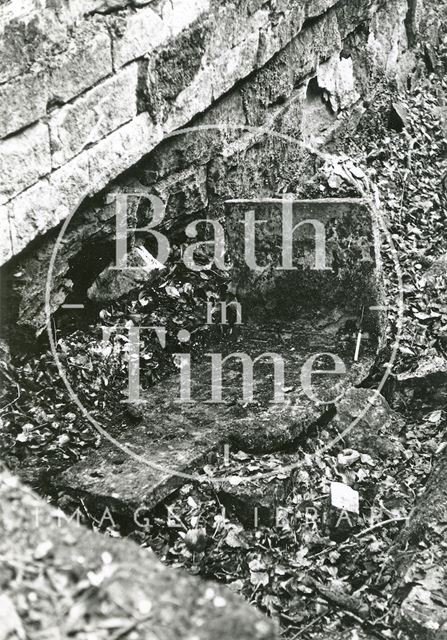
0 0 420 272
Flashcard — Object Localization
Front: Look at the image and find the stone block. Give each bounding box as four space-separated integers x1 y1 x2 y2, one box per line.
333 388 403 459
8 179 52 256
149 0 341 135
159 0 210 39
317 53 361 112
0 72 48 139
0 123 51 204
112 5 170 69
162 67 213 131
9 154 90 256
0 207 13 264
211 32 260 100
241 13 341 126
204 2 268 62
305 0 339 19
5 115 163 261
49 63 139 168
0 3 68 85
145 17 209 124
113 0 210 69
88 113 163 193
49 24 112 104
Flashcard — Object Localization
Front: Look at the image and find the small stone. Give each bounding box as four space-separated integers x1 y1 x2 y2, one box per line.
396 355 447 409
337 449 360 467
213 595 227 608
34 540 54 560
87 246 165 304
388 101 409 132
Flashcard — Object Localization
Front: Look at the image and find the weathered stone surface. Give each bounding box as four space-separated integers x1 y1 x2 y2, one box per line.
396 355 447 409
367 0 409 75
158 0 210 40
0 0 418 269
394 440 447 638
0 208 13 264
316 53 361 113
0 2 69 86
224 199 383 324
400 583 447 639
0 20 113 142
148 0 344 133
50 63 139 167
55 314 377 516
88 246 166 303
112 5 170 69
6 114 161 257
0 469 277 640
145 17 210 126
210 33 260 100
240 11 341 127
9 153 90 255
88 113 163 192
333 388 404 459
0 72 48 139
112 0 210 70
0 123 51 204
6 113 159 256
8 180 52 255
49 24 113 104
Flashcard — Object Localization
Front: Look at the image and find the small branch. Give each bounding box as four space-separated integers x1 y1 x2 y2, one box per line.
353 516 407 539
289 612 326 639
309 516 408 560
304 577 369 619
0 368 21 413
110 614 155 640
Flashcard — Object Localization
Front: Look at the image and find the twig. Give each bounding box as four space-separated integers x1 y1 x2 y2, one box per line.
343 611 391 640
308 516 407 560
289 612 326 639
0 368 21 413
304 577 369 619
110 614 154 640
353 516 407 539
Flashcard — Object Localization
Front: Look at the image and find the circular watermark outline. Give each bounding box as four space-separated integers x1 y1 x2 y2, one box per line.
45 124 404 485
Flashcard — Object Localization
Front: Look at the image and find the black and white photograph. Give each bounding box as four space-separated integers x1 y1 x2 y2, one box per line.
0 0 446 638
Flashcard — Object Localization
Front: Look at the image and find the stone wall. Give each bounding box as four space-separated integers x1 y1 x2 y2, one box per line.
0 0 418 267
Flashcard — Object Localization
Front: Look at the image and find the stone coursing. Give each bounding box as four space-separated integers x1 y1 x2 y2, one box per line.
0 0 419 267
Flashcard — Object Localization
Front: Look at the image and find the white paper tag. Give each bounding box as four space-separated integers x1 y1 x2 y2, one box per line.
330 482 359 514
